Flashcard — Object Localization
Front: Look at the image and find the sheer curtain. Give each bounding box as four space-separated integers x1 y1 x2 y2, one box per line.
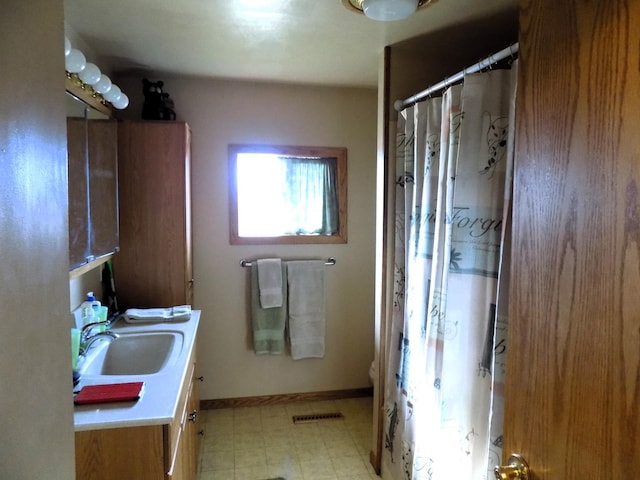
382 63 518 480
284 157 338 235
237 154 338 237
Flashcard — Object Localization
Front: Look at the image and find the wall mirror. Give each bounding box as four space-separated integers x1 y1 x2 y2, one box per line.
66 91 119 273
228 144 347 245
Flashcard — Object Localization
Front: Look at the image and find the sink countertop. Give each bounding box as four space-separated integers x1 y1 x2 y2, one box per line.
73 310 200 432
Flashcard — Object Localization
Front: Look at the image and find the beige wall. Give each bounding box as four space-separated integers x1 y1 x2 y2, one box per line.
70 268 102 311
115 75 378 400
1 1 76 478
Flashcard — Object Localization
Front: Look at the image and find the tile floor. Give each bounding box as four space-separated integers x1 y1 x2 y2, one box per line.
197 396 380 480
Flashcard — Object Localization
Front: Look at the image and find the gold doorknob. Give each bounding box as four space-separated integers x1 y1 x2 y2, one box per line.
494 454 529 480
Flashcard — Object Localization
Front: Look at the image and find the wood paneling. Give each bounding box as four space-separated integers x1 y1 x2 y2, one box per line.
504 0 640 477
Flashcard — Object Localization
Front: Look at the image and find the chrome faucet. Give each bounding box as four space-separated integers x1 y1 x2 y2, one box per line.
80 320 119 355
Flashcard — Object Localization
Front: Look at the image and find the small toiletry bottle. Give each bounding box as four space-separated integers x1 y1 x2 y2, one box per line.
80 292 96 326
91 296 105 331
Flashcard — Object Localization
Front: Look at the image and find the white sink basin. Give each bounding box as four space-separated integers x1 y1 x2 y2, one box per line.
80 331 184 376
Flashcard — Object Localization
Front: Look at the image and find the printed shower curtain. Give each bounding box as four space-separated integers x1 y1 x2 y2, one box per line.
382 63 518 480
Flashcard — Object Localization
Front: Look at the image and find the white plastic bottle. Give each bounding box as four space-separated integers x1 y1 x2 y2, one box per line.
80 292 97 326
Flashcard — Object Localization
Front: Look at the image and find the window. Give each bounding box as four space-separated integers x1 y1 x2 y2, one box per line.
229 144 347 245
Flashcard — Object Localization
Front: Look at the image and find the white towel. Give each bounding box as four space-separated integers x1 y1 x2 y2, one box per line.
122 305 191 323
257 258 283 308
286 260 325 360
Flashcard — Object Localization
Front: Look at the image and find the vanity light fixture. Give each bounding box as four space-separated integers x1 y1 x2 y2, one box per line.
64 36 129 110
341 0 436 21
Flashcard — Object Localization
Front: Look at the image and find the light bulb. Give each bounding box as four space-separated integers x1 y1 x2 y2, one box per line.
93 74 112 94
112 92 129 110
64 36 71 56
362 0 418 21
104 85 122 103
65 48 86 73
78 62 101 85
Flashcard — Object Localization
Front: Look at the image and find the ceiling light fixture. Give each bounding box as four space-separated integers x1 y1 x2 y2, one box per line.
64 36 129 110
342 0 436 21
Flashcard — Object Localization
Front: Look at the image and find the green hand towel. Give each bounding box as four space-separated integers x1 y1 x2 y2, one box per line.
251 263 287 354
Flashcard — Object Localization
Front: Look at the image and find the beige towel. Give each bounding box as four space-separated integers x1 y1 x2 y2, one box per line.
286 260 325 359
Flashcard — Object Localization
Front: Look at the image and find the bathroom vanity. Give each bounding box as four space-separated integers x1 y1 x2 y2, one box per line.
74 311 202 480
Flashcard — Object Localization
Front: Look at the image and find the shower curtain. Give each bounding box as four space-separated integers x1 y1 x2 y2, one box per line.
382 63 518 480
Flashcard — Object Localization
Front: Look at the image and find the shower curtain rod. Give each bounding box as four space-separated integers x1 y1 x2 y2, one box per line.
394 42 519 112
240 257 336 267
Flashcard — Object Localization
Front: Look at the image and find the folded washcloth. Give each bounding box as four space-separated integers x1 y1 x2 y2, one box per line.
257 258 283 308
122 305 191 323
286 260 325 360
251 264 287 354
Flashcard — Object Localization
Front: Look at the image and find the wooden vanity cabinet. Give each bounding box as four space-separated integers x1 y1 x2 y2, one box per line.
114 121 192 310
74 349 201 480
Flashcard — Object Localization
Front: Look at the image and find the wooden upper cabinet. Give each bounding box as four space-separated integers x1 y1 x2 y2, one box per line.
115 121 192 310
66 93 119 272
67 116 89 268
88 119 119 258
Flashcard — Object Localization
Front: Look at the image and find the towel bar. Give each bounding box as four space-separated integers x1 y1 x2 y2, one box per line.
240 257 336 267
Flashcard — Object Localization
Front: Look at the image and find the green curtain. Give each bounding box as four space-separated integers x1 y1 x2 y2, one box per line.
282 156 338 235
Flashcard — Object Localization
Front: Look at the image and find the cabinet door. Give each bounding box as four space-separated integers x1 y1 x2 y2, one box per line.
75 426 165 480
88 118 119 259
185 365 202 479
167 423 189 480
68 116 90 269
167 363 197 480
67 93 119 272
116 121 192 310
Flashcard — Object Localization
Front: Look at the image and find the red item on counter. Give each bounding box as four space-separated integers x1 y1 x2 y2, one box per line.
74 382 144 405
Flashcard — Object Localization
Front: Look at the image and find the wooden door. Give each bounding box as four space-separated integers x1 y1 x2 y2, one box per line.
504 1 640 478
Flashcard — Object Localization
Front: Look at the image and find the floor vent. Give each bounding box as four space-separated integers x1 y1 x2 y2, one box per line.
292 412 344 424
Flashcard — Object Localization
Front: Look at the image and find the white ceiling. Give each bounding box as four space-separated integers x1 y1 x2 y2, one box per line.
64 0 517 88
